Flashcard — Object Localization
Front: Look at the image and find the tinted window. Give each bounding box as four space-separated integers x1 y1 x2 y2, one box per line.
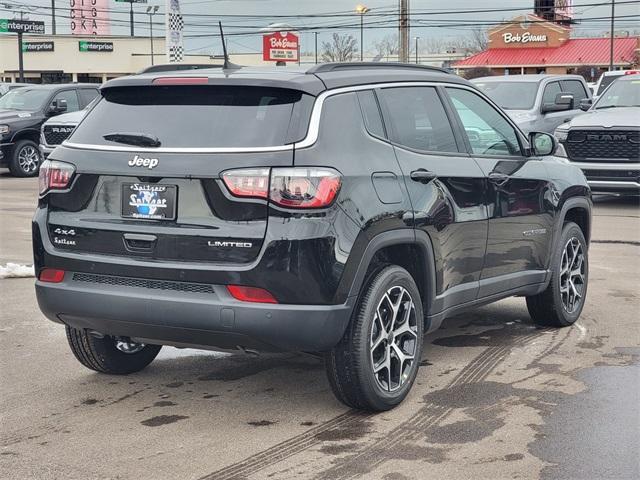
594 78 640 109
542 81 562 105
379 87 458 153
561 80 588 103
447 88 523 157
70 86 313 148
356 90 386 138
78 88 99 108
473 81 538 110
0 88 50 111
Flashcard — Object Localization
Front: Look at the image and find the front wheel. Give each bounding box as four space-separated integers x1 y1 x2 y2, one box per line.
325 265 424 411
66 326 162 374
9 139 41 177
526 222 588 327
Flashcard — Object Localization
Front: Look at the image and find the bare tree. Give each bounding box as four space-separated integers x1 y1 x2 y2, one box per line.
321 33 358 62
374 34 399 60
470 27 489 52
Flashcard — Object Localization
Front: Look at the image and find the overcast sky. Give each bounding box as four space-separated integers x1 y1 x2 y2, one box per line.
4 0 639 56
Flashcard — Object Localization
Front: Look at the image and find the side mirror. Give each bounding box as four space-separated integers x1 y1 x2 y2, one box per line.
579 98 592 111
48 99 67 115
529 131 557 156
541 93 574 113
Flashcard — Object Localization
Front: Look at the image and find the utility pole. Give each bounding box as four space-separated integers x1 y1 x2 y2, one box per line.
314 32 318 64
51 0 56 35
129 0 135 37
399 0 410 63
415 36 419 64
609 0 615 71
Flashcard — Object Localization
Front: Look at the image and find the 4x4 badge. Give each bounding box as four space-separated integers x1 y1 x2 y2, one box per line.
128 155 159 169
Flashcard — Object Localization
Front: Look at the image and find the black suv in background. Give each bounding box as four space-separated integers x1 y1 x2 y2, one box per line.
0 84 99 176
34 64 591 411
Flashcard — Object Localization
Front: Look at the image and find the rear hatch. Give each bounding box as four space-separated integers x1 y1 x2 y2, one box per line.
46 83 315 264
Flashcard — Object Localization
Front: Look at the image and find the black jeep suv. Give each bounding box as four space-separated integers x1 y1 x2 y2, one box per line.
33 64 591 411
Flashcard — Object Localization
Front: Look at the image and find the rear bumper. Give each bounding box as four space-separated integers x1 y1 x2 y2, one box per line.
36 274 353 352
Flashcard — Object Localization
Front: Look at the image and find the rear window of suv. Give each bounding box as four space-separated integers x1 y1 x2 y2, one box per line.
69 85 314 148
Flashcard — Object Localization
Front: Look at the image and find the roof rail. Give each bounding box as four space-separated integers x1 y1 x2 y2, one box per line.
307 62 451 75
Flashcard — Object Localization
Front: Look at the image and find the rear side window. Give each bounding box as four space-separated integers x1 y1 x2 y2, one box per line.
70 86 314 148
378 86 459 153
78 88 99 108
356 90 386 139
561 80 589 103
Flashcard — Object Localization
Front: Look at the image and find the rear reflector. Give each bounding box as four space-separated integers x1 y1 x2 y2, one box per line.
227 285 278 304
39 268 65 283
152 77 209 85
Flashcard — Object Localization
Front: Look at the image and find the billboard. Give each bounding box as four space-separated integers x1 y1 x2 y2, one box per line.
263 31 299 62
555 0 574 19
70 0 111 35
534 0 573 21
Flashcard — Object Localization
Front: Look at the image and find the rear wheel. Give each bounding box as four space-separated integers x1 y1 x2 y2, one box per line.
527 222 588 327
9 139 41 177
325 265 424 411
66 326 162 374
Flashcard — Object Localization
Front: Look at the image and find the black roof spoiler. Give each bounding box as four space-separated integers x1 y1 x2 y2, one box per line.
307 62 451 75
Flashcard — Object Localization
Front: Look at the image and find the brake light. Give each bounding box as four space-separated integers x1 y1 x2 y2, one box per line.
152 77 209 85
39 268 65 283
624 70 639 75
38 160 75 196
221 167 341 209
227 285 278 304
221 168 270 199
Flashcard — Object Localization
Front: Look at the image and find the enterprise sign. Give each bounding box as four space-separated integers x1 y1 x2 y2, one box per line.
22 41 54 52
79 41 114 52
0 18 45 34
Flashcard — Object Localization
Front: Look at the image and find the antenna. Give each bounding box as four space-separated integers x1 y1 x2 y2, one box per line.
219 21 230 69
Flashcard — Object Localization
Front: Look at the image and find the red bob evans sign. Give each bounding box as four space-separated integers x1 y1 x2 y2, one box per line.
263 31 299 62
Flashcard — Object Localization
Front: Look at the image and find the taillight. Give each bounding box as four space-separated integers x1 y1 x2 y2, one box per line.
38 160 75 196
227 285 278 304
39 268 65 283
221 168 270 199
221 167 341 209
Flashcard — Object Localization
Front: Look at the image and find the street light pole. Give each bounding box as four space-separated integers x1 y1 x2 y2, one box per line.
146 5 159 66
51 0 56 35
314 32 318 64
355 4 369 62
609 0 615 71
129 0 135 37
415 36 419 64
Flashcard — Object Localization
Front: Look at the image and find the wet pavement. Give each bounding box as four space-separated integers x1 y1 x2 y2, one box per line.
0 176 639 480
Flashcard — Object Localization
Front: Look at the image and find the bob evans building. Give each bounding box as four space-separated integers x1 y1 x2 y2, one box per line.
0 34 216 83
455 14 640 76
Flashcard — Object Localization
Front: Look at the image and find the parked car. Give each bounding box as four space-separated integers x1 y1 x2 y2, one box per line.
0 84 99 176
0 82 29 98
472 74 591 134
34 63 591 411
555 74 640 194
40 99 98 160
592 69 640 102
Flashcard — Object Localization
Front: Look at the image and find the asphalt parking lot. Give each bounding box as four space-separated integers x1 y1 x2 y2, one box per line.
1 173 638 480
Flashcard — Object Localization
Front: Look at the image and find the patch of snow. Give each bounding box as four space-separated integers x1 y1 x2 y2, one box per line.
156 347 230 360
0 263 34 279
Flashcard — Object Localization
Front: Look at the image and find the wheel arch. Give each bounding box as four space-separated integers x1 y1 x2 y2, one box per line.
11 128 41 145
347 229 437 324
557 196 592 247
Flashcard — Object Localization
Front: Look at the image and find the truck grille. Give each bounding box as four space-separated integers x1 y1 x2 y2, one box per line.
43 125 76 146
566 130 640 162
72 273 214 294
582 169 640 182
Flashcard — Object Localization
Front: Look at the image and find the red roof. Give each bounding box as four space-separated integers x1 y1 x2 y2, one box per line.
455 37 639 68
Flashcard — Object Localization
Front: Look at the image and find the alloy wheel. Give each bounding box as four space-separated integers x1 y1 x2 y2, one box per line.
559 237 586 314
370 286 418 392
114 337 146 354
17 145 40 174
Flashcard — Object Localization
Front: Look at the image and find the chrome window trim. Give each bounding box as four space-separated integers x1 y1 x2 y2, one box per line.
61 81 481 154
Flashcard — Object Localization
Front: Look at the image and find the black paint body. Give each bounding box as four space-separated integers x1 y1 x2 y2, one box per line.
33 66 592 352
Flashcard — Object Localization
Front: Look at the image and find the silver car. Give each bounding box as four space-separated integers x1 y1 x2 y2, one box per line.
472 74 591 134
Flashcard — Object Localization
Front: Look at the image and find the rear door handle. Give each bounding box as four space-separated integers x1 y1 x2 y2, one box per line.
488 172 510 185
410 169 437 184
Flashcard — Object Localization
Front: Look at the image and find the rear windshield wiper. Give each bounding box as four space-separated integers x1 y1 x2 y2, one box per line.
103 132 161 148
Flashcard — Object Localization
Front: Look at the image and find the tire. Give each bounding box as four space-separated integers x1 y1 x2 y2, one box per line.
9 139 41 177
325 265 424 411
526 222 588 327
66 326 162 374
